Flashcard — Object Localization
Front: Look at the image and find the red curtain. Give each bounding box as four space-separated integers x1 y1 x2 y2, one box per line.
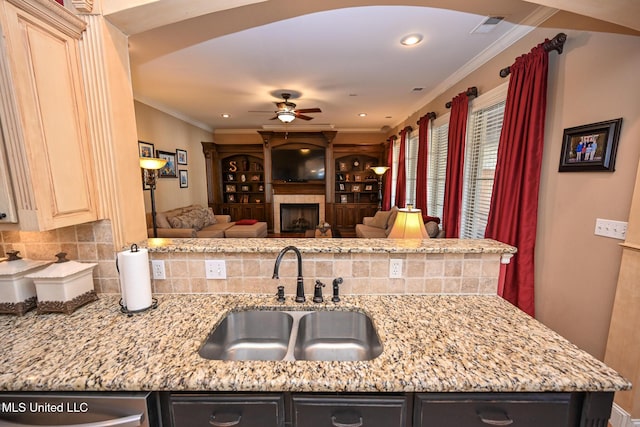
484 43 549 317
382 137 394 210
442 92 469 238
394 128 408 208
415 116 430 217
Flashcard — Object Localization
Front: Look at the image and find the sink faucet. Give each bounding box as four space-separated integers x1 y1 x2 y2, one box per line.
272 246 305 302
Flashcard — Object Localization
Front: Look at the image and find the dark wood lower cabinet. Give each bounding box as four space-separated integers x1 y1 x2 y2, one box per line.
165 393 285 427
414 393 578 427
160 391 614 427
292 394 410 427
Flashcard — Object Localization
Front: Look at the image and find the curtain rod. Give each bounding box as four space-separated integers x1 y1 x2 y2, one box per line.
446 87 478 109
416 112 436 125
500 32 567 78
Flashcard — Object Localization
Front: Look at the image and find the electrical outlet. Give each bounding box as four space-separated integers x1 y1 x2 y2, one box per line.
595 218 628 240
389 259 403 278
151 260 166 280
205 260 227 279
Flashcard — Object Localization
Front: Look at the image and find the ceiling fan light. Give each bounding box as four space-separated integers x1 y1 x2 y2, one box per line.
278 111 296 123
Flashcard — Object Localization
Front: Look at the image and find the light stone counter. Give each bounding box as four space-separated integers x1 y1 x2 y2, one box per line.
0 294 630 392
144 237 518 255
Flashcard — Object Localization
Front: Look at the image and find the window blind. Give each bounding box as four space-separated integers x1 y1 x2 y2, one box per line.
460 101 505 238
405 132 419 206
428 122 449 220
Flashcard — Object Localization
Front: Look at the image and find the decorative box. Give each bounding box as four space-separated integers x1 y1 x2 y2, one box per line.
25 252 98 314
0 251 50 315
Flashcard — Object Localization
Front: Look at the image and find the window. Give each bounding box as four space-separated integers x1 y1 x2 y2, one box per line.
405 132 419 206
428 117 449 220
460 84 507 238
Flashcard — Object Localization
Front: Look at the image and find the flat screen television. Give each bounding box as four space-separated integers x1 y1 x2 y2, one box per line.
271 146 325 182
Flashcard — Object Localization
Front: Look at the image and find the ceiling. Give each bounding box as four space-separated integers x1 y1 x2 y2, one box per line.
106 0 639 134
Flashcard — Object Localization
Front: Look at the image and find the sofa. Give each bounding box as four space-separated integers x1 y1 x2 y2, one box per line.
147 204 268 238
355 206 444 238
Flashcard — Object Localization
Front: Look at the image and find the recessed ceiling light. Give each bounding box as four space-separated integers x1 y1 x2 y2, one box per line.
400 34 423 46
221 113 230 118
358 113 367 117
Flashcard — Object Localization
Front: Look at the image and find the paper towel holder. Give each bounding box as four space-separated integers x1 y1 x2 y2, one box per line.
117 244 158 317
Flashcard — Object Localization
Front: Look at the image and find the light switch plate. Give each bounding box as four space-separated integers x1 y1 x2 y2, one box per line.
595 218 627 240
205 260 227 279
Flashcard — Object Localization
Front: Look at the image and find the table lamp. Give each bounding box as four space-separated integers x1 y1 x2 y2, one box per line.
387 205 429 239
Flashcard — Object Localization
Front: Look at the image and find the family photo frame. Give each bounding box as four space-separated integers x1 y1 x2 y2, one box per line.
558 118 622 172
156 150 177 178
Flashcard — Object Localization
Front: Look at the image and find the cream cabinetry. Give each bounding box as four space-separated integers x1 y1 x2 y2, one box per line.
0 0 97 231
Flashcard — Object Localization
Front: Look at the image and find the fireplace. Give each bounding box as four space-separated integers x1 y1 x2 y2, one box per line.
280 203 319 233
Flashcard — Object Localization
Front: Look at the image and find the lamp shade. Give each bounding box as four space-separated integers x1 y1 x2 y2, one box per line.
370 166 390 176
139 157 167 170
387 207 429 239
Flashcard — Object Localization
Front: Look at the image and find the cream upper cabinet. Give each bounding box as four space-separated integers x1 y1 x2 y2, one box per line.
0 0 97 231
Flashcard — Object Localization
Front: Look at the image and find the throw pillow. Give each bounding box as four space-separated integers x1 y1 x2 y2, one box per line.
205 207 217 226
235 219 258 225
168 211 205 231
384 206 400 236
369 210 391 229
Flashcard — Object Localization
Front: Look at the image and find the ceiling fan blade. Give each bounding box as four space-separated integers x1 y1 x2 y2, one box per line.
296 108 321 114
248 110 275 113
295 114 314 121
269 116 279 120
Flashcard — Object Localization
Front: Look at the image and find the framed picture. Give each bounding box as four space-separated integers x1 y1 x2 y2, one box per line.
241 185 250 192
364 184 373 191
251 174 261 181
355 174 363 182
559 118 623 172
338 183 345 191
227 194 236 202
179 170 188 188
225 184 236 192
338 161 348 172
227 173 235 181
138 141 154 158
156 150 177 177
340 194 348 204
176 149 188 165
336 173 345 181
352 184 361 192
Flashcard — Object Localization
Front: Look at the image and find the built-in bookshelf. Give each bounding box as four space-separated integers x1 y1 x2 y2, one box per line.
221 155 265 204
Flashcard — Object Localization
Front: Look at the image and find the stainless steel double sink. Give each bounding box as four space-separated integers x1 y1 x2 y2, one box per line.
198 310 383 361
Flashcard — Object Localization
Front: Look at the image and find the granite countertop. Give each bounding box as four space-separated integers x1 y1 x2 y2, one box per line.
0 294 630 392
144 237 518 255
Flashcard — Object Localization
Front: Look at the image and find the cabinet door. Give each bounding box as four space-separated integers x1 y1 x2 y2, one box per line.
170 394 285 427
293 394 409 427
414 393 574 427
0 1 97 230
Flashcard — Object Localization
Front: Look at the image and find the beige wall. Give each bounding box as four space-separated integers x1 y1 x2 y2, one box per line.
389 27 640 360
134 102 213 213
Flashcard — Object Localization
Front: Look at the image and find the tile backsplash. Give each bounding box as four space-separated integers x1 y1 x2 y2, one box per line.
2 222 502 296
1 220 120 293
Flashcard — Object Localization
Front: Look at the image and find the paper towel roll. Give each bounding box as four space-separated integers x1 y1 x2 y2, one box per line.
117 247 153 312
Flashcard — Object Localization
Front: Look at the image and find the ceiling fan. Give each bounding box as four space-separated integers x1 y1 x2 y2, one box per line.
251 93 322 123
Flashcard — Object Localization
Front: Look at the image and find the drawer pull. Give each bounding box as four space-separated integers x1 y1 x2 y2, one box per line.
478 410 514 426
209 413 242 427
330 415 363 427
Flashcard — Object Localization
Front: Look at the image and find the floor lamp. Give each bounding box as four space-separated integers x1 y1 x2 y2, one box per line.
370 166 389 210
140 157 167 238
